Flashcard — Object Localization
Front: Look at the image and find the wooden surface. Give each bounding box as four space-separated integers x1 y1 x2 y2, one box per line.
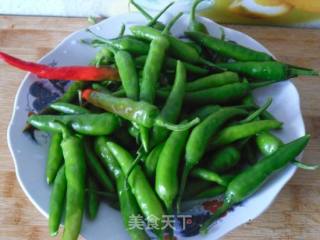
0 16 319 240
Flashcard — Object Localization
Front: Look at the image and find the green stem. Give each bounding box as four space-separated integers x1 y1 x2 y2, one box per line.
125 146 144 182
293 160 319 170
50 120 72 138
289 65 319 78
118 24 126 37
191 0 203 22
162 12 183 34
250 81 277 89
155 117 200 131
129 0 152 20
199 202 230 235
147 2 174 27
239 97 272 124
199 58 226 71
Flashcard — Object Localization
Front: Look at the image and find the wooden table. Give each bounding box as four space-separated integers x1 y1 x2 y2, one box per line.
0 16 319 240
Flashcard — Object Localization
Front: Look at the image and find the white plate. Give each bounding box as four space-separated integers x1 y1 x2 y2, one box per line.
7 12 305 240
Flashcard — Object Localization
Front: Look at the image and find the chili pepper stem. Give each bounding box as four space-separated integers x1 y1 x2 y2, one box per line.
125 147 144 182
199 202 230 235
292 160 319 170
147 2 174 27
239 97 272 124
50 121 72 138
162 12 183 34
155 117 200 131
129 0 152 20
199 58 226 71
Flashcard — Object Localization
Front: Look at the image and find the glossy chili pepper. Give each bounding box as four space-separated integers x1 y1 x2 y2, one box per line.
140 36 169 103
56 123 86 240
90 35 150 56
210 120 282 147
82 89 199 130
186 31 273 62
130 0 165 30
134 55 209 75
157 82 250 105
49 102 90 115
46 133 64 184
207 146 241 173
151 61 186 146
144 143 164 181
27 112 120 135
185 71 240 92
86 177 100 220
190 168 228 186
0 51 119 81
106 140 165 233
200 135 310 234
177 107 247 211
130 25 202 64
188 0 208 33
114 50 139 100
155 127 189 212
255 132 319 170
84 139 115 192
216 61 319 81
49 165 66 236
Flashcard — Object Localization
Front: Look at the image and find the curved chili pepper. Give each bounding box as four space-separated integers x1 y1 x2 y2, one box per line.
49 165 66 236
151 61 186 147
49 102 90 115
210 120 282 147
200 135 310 234
0 51 119 81
190 168 228 186
186 31 273 62
82 89 199 130
27 112 120 136
216 61 318 81
106 140 165 236
46 133 64 184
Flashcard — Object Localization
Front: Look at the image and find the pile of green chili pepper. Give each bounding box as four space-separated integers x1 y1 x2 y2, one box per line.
8 1 318 239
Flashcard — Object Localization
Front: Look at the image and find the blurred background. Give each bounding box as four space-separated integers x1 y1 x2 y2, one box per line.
1 0 320 28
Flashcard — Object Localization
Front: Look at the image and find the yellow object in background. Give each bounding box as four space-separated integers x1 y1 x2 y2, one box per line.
201 0 320 27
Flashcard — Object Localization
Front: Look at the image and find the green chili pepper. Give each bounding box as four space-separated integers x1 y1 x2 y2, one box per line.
188 0 208 33
84 139 115 192
144 143 164 181
114 50 139 100
186 71 240 92
190 168 228 186
86 177 100 220
151 61 186 146
106 141 165 233
256 132 319 170
82 90 199 130
186 31 273 62
177 107 247 211
49 165 66 236
92 47 114 67
210 120 282 147
155 127 189 212
46 133 64 184
27 112 120 136
135 55 209 75
49 102 90 115
130 25 202 64
216 61 318 81
90 35 150 55
157 82 250 105
207 146 241 173
56 123 86 240
200 135 310 234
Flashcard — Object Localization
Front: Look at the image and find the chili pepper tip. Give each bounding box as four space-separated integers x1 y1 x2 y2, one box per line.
82 89 93 101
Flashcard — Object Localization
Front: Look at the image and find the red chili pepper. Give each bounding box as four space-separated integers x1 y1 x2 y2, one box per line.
0 51 119 81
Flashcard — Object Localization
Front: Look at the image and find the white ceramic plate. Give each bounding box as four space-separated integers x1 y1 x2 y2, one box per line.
7 12 305 240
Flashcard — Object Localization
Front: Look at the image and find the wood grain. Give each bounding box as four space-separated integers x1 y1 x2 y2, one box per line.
0 16 319 240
